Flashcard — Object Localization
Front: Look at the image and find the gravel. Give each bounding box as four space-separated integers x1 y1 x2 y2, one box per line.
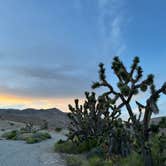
0 132 67 166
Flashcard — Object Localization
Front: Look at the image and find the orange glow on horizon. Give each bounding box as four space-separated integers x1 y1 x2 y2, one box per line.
0 93 84 112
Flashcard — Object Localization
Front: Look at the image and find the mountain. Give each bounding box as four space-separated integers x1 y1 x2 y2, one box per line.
150 116 165 125
0 108 70 129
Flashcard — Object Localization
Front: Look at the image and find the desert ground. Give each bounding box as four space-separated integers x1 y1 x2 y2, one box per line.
0 120 67 166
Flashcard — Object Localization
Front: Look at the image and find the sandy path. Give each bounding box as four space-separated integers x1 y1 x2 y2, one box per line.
0 132 66 166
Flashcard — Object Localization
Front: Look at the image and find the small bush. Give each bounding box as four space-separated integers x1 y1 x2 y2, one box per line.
57 139 66 144
118 152 143 166
26 137 39 144
33 132 51 139
102 160 114 166
55 141 79 154
150 124 159 134
88 156 105 166
42 132 51 139
9 122 15 126
66 156 87 166
26 132 51 144
55 127 62 132
54 139 97 154
151 134 166 166
86 147 105 159
2 130 17 140
89 158 113 166
2 130 51 144
158 117 166 128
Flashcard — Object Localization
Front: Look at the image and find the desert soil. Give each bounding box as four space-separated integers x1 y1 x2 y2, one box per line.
0 120 67 166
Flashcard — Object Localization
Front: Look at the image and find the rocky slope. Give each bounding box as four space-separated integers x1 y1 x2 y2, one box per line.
0 108 70 129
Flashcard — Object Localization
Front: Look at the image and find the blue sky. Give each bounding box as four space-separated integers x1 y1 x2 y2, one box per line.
0 0 165 116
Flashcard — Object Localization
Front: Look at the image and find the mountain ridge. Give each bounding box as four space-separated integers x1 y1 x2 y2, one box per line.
0 107 70 129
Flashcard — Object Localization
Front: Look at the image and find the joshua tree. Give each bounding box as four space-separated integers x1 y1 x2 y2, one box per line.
67 92 111 143
108 118 131 157
68 91 131 157
23 122 34 133
67 90 127 143
92 56 166 166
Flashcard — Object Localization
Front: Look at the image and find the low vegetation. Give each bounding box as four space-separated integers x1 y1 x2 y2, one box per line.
54 139 97 154
55 127 63 132
2 123 51 144
55 57 166 166
66 156 88 166
25 132 51 144
158 117 166 128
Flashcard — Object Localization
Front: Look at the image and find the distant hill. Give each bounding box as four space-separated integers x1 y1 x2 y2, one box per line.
150 116 165 125
0 108 164 130
0 108 70 129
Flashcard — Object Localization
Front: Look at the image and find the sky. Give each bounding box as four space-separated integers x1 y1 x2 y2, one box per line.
0 0 165 117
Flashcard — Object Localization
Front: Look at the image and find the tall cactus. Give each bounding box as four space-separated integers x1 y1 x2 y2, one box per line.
68 91 131 157
67 92 112 143
92 56 166 166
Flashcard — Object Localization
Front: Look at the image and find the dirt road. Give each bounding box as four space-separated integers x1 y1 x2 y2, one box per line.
0 132 66 166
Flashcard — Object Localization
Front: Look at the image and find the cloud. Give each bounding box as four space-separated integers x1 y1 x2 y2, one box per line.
0 64 92 98
12 66 78 80
0 0 130 110
98 0 127 56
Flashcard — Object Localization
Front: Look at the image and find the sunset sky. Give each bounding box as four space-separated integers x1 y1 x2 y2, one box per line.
0 0 165 116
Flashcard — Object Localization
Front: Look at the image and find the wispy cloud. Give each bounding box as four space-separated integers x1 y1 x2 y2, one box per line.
98 0 127 56
0 65 90 98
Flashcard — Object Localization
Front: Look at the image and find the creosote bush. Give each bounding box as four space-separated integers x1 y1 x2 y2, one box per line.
54 139 98 154
2 130 17 140
2 129 51 144
55 127 63 132
158 117 166 128
66 156 88 166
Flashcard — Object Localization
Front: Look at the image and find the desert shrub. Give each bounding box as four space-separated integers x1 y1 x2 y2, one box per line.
55 139 97 154
102 160 114 166
66 156 87 166
55 141 78 154
20 127 28 133
20 126 37 134
77 139 98 153
88 156 102 166
88 156 111 166
66 155 113 166
2 130 17 140
26 137 39 144
42 132 51 138
158 117 166 128
118 152 143 166
55 127 62 132
151 134 166 166
57 139 66 144
54 141 82 154
16 133 32 140
26 132 51 144
150 124 159 134
9 122 15 126
2 130 51 144
33 132 51 139
86 147 105 159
